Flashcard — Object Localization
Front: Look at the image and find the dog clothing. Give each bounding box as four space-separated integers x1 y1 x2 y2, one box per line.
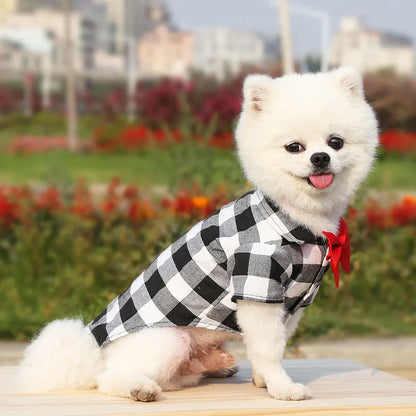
88 189 330 347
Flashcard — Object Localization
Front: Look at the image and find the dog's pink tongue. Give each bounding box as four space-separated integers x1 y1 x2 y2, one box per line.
309 174 334 189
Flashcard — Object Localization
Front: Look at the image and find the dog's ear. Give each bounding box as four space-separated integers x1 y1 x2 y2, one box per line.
243 74 273 112
332 66 364 98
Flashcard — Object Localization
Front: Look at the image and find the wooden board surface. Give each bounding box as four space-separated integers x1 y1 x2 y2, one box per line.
2 359 416 416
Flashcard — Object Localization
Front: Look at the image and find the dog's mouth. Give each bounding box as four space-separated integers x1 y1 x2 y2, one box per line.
307 173 334 189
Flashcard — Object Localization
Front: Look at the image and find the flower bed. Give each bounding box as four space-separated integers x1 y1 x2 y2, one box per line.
365 195 416 228
380 130 416 153
93 124 234 151
0 179 230 228
9 136 69 153
1 180 415 229
8 127 235 153
0 180 415 340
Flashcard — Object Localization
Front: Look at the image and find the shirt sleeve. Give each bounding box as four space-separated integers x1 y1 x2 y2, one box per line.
228 243 293 303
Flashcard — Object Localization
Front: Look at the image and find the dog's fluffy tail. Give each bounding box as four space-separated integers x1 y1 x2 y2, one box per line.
18 318 104 392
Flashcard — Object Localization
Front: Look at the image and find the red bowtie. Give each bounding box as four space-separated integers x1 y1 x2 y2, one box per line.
322 218 351 288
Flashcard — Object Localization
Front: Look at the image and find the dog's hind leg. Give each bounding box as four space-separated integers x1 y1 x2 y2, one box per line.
199 348 238 378
97 369 162 401
100 327 194 400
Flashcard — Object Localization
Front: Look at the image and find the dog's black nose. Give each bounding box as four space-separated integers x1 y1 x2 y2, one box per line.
310 152 330 169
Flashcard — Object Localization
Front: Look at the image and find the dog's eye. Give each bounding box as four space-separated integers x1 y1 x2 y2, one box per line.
328 137 344 150
285 142 305 153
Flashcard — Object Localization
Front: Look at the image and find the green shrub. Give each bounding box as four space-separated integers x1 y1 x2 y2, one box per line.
0 199 415 341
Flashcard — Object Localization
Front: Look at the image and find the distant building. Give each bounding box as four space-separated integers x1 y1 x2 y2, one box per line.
138 24 193 79
92 0 170 56
0 0 124 80
263 36 281 63
330 16 415 77
0 26 51 70
192 28 267 80
0 0 18 24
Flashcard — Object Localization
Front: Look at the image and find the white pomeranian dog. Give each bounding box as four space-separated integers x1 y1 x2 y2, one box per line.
18 67 378 402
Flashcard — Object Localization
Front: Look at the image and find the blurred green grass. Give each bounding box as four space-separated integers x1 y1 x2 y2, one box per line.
0 148 415 193
0 113 95 147
0 146 244 190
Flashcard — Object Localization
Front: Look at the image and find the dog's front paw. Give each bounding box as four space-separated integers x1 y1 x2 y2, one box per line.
252 371 266 388
129 381 162 402
267 382 311 401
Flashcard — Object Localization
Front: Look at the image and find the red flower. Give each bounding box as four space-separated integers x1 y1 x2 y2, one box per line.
208 132 234 149
380 131 416 153
171 130 182 143
365 195 416 228
70 180 94 217
107 177 121 197
102 200 116 213
10 136 68 154
390 195 416 226
0 192 19 225
128 200 154 222
121 126 149 149
161 188 229 218
152 130 168 143
36 188 62 212
161 197 175 210
365 201 388 229
161 191 194 216
346 208 358 222
71 198 94 217
9 185 32 201
175 192 194 215
123 185 139 200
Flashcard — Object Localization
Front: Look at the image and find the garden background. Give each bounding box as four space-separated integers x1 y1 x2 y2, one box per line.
0 70 415 343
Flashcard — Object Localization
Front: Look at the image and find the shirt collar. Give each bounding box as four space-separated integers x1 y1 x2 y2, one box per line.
255 189 326 245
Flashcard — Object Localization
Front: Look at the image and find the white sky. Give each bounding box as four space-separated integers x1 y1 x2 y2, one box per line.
164 0 416 58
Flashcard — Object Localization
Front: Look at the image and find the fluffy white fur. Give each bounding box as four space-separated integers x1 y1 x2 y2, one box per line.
18 318 104 392
18 67 378 401
237 66 378 235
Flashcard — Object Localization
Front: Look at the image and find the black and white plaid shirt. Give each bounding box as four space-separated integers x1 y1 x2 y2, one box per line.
88 190 330 347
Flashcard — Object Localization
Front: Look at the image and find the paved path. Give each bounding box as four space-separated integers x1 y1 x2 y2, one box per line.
2 337 415 381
